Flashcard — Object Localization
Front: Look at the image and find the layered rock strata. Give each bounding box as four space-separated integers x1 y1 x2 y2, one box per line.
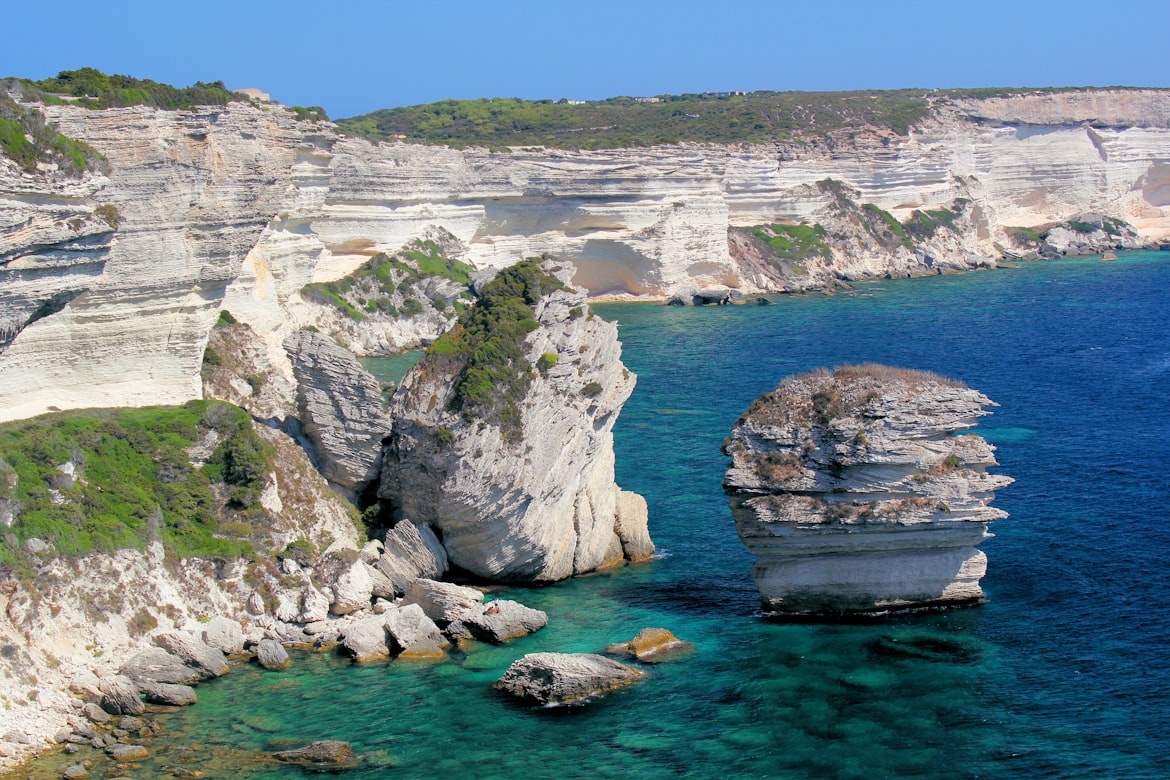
724 364 1012 617
380 261 652 581
284 329 391 488
3 91 1170 420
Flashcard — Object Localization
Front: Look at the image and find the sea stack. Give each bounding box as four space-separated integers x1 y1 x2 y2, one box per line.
380 259 652 581
723 364 1012 617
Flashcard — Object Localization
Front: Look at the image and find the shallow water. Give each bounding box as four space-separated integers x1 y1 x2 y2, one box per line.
24 253 1170 778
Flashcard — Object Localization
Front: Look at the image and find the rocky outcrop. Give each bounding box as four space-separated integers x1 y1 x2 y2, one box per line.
284 329 391 488
724 364 1012 617
255 639 291 670
451 600 549 644
404 579 484 624
96 676 144 716
375 521 448 594
380 261 652 581
494 652 645 705
606 628 695 663
0 418 363 769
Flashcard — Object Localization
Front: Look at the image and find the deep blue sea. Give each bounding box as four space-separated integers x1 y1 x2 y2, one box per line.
25 253 1170 779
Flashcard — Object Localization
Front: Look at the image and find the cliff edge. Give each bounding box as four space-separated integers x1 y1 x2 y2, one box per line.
380 259 652 581
723 364 1012 617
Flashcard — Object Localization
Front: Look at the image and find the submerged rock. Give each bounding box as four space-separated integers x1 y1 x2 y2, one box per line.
273 740 361 768
606 628 695 662
494 652 645 705
724 364 1013 617
380 260 651 581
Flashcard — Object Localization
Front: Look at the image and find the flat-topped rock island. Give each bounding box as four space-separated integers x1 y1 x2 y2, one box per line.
724 364 1013 618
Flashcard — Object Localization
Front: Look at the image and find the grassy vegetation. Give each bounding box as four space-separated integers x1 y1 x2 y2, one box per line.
337 90 938 149
903 207 960 240
0 92 107 175
424 259 564 438
0 401 272 567
9 68 246 110
753 223 832 260
302 239 474 321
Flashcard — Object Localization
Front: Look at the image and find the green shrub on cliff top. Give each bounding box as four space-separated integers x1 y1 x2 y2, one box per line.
0 91 107 176
0 401 270 566
15 68 245 110
424 259 564 439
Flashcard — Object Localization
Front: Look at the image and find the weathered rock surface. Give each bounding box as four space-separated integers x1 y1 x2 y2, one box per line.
120 647 208 686
284 330 391 488
152 631 230 678
453 600 549 644
494 652 645 705
201 617 245 656
106 743 149 762
606 628 695 662
724 364 1013 617
273 740 361 768
255 639 291 670
138 681 197 706
381 261 652 581
403 578 484 624
3 92 1170 423
339 617 390 663
383 604 448 656
97 676 144 716
375 521 449 594
0 420 363 769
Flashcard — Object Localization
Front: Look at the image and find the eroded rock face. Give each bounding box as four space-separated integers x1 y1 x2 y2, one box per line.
380 261 652 581
3 93 1170 423
284 330 391 488
724 364 1012 617
494 652 645 705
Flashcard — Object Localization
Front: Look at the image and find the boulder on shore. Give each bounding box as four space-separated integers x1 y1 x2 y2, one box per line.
451 600 548 644
404 579 484 624
153 631 230 677
339 617 390 663
138 680 197 706
97 676 144 716
495 652 645 705
121 646 210 685
255 638 291 670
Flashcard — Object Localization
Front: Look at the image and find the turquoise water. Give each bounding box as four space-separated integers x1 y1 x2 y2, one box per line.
359 351 424 386
28 254 1170 778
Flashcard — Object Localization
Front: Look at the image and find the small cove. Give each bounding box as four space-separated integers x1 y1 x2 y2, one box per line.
17 252 1170 778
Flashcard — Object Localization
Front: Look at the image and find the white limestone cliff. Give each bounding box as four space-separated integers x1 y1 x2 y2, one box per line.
724 364 1012 617
380 261 652 581
2 90 1170 421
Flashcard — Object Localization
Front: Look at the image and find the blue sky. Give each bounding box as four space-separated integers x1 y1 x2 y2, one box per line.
5 0 1168 118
